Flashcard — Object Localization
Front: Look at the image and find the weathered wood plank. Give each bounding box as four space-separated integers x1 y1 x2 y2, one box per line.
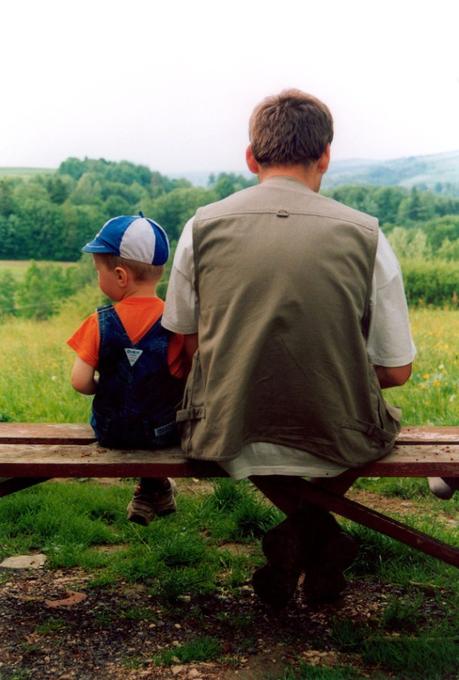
0 423 95 444
297 481 459 568
0 444 226 477
1 423 459 445
397 426 459 444
0 443 457 478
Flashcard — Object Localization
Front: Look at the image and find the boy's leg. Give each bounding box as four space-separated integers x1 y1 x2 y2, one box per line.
127 477 177 526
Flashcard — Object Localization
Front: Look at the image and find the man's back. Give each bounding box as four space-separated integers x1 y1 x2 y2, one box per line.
178 177 400 465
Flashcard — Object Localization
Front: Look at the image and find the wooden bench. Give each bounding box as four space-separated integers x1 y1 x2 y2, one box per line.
0 423 458 568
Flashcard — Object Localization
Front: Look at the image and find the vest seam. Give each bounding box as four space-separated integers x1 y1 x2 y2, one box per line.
195 210 377 232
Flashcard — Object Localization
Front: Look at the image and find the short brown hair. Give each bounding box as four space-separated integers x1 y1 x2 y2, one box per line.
97 254 164 282
249 88 333 167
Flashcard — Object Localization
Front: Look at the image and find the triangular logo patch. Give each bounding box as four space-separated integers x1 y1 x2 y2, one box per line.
124 348 143 367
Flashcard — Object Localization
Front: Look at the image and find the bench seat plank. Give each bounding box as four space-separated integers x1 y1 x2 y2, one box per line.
0 442 457 478
1 423 459 445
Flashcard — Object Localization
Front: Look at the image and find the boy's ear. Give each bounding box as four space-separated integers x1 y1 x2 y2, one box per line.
114 266 129 287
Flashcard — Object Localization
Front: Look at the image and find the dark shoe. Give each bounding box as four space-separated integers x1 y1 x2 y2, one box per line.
302 566 348 603
302 531 359 603
252 564 299 609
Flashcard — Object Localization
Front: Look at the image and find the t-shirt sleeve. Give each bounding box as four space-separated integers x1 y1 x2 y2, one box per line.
162 218 199 334
167 333 189 379
66 313 100 369
367 230 416 367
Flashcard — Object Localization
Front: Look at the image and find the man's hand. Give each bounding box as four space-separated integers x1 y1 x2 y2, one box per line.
374 363 412 389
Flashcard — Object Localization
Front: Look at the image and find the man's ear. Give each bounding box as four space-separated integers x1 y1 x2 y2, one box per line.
245 145 260 175
317 143 331 175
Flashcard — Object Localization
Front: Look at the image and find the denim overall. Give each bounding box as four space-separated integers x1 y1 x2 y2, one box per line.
91 305 184 449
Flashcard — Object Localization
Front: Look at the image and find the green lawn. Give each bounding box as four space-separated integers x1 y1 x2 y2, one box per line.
0 305 457 679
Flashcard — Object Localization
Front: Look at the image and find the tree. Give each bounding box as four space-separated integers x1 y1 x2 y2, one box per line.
142 187 217 240
208 172 256 199
388 227 431 259
0 272 17 317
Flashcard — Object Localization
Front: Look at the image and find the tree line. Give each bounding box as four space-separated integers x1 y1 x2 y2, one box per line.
0 158 255 261
2 157 459 308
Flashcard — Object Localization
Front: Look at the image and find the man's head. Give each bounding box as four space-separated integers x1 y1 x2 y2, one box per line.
82 214 169 299
248 89 334 169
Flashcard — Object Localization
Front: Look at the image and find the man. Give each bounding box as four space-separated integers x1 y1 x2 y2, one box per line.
162 89 415 606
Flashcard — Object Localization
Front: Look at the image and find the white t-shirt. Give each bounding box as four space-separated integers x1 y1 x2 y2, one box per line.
163 215 416 480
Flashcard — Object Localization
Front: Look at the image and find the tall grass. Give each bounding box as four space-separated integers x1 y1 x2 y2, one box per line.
0 305 457 425
0 285 101 423
385 308 459 424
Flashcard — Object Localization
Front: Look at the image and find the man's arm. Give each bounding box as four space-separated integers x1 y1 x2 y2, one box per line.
367 231 416 388
71 357 98 395
374 363 412 389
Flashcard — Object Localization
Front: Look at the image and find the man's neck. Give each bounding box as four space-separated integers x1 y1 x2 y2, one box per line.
257 163 323 193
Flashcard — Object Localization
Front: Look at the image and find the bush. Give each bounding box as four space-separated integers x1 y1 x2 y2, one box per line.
400 258 459 307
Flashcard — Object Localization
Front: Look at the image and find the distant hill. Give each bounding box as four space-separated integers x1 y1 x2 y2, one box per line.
323 150 459 193
0 167 55 178
3 149 459 195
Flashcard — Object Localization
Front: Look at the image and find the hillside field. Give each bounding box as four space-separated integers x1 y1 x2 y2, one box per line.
1 259 73 281
0 305 457 425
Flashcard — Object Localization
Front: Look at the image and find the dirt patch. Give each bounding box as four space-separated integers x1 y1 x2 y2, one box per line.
0 566 451 680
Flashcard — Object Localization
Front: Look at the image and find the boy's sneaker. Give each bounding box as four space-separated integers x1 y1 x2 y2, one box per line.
127 478 177 526
428 477 459 500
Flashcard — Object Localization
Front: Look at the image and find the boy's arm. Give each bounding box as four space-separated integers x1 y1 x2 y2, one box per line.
71 357 98 395
184 333 198 363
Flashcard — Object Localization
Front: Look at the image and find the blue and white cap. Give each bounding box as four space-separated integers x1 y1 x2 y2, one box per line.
82 213 170 265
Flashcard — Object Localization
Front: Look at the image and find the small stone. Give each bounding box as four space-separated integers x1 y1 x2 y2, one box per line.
174 623 182 629
171 665 186 675
187 669 201 679
0 554 47 570
177 595 191 603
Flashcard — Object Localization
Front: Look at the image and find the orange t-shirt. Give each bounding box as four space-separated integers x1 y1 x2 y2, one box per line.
67 296 187 379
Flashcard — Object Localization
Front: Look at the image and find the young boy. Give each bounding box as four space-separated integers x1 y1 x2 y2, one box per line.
67 213 187 526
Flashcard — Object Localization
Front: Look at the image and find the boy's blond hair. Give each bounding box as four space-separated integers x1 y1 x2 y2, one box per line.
249 88 334 167
98 253 164 282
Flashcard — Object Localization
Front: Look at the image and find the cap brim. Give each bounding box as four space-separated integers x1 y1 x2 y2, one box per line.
81 240 115 254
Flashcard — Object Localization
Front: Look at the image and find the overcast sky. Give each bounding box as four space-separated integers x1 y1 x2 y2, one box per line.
1 0 458 174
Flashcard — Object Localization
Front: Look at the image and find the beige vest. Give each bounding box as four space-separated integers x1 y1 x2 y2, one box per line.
177 177 400 467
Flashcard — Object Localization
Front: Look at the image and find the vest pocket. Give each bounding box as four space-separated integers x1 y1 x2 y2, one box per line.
176 351 206 454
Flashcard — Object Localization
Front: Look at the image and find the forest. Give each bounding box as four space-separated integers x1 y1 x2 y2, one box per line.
1 156 459 318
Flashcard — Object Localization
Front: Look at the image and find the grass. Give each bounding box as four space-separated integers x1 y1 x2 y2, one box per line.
0 167 55 179
0 305 458 678
384 308 459 424
152 635 222 666
0 259 73 282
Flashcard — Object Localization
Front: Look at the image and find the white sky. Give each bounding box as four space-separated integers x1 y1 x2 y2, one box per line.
1 0 459 173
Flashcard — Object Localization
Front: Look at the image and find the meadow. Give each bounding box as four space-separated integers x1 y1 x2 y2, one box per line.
0 301 458 426
0 300 457 679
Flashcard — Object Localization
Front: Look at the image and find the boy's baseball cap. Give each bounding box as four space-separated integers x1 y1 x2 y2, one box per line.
82 213 170 265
